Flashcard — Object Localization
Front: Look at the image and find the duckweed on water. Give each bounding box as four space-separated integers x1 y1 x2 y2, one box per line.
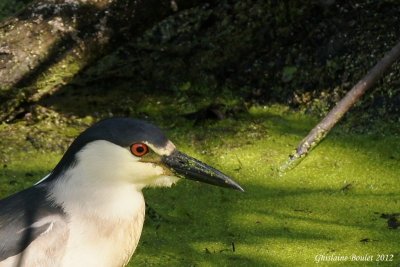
0 105 399 266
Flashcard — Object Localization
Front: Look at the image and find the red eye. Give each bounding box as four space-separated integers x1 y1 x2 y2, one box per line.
130 143 149 157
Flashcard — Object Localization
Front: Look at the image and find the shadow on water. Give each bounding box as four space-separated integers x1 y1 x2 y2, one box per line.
1 115 399 266
137 178 400 266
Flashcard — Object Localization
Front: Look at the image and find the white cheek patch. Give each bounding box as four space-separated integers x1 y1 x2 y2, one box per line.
144 140 176 156
132 162 165 181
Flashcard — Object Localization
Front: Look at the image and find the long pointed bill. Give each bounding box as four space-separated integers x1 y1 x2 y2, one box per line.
162 150 244 192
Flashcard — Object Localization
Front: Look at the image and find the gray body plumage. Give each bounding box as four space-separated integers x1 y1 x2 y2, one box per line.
0 185 66 262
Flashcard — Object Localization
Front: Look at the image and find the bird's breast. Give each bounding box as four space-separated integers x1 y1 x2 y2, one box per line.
57 188 146 267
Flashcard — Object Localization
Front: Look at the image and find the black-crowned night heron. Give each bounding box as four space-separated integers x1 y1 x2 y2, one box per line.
0 118 243 267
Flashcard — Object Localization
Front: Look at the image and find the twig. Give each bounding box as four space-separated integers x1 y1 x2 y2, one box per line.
281 40 400 172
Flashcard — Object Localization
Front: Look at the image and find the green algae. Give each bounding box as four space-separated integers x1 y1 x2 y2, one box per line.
1 105 398 266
